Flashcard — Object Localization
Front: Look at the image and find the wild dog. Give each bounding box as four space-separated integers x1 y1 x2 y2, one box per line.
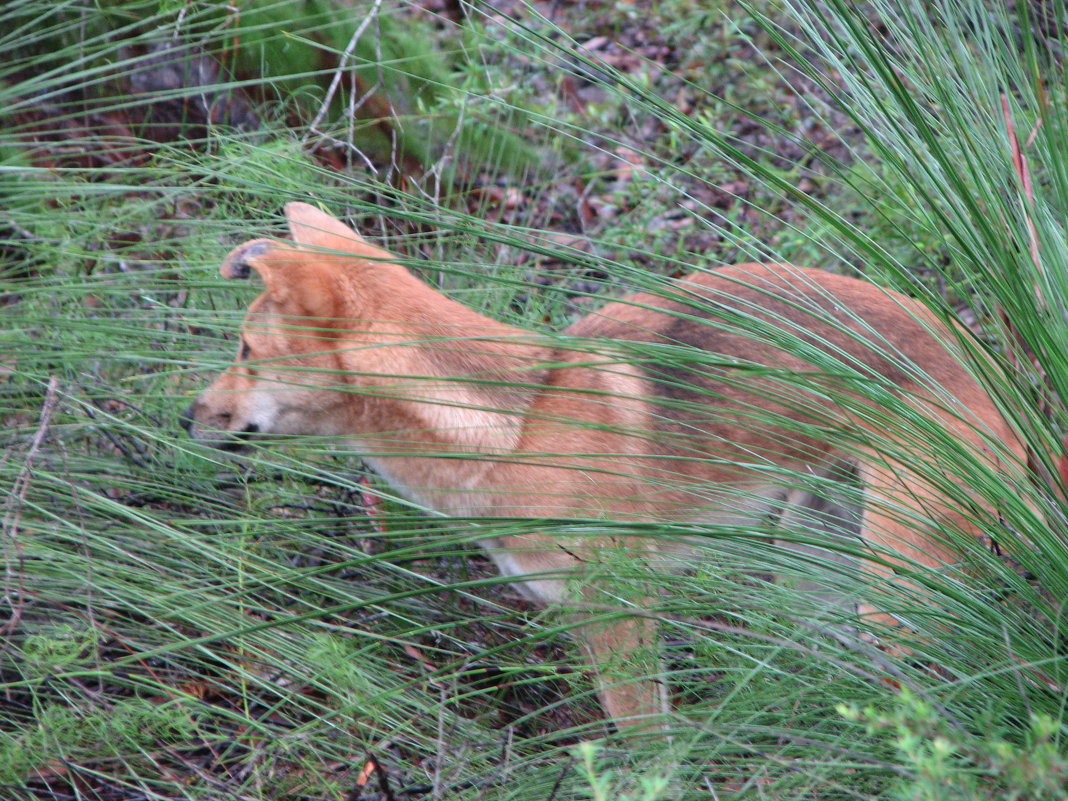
183 202 1027 731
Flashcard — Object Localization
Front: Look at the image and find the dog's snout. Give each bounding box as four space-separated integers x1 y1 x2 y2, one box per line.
179 403 197 433
216 422 260 453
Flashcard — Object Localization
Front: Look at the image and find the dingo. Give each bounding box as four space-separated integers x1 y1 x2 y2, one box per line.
184 202 1026 730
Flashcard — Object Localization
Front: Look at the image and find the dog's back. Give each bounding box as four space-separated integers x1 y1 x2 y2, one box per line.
501 263 1016 524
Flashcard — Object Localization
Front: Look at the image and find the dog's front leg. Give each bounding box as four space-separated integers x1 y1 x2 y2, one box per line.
572 608 670 733
492 534 669 732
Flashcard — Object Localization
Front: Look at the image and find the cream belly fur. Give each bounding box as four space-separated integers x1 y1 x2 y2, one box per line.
183 202 1028 731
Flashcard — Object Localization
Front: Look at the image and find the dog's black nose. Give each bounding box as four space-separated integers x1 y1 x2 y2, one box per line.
179 403 197 433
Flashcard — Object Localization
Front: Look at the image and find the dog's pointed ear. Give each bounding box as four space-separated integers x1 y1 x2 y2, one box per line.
284 202 399 264
220 239 278 281
220 237 337 320
285 202 368 250
220 238 303 309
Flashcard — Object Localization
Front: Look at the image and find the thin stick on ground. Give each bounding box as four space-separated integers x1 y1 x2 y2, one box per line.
2 375 60 635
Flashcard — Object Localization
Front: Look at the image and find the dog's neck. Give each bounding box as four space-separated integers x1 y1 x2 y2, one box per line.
335 272 551 511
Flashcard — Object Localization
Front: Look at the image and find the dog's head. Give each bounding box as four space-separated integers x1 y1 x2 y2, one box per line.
181 202 403 450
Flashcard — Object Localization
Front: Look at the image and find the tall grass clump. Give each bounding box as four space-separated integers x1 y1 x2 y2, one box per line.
1 0 1066 798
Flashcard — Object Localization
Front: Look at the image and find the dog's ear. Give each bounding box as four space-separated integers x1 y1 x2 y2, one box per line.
285 202 367 249
221 201 363 280
284 202 398 265
220 239 277 280
219 238 337 321
216 204 399 322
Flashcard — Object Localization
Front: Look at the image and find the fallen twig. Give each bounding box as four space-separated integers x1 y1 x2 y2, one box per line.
306 0 386 135
2 376 60 635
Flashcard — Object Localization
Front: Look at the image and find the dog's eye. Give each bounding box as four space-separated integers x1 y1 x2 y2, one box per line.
239 340 251 361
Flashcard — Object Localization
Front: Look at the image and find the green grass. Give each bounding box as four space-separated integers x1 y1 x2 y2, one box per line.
2 0 1067 798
